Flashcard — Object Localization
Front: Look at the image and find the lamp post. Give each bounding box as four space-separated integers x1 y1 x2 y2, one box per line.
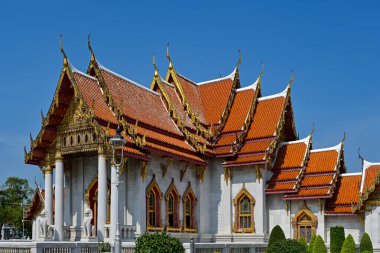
110 125 126 253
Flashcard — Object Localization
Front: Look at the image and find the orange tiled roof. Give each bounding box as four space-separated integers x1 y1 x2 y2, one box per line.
325 174 361 215
221 88 255 133
361 161 380 193
72 71 117 124
273 141 308 169
283 144 342 200
223 153 266 167
99 66 182 135
265 137 310 194
266 182 297 192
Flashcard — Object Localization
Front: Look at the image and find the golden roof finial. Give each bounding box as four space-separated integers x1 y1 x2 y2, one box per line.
236 49 242 68
59 33 68 66
358 147 365 166
166 42 173 69
342 131 346 143
290 69 294 85
260 61 265 77
153 53 158 77
88 33 95 60
310 123 315 136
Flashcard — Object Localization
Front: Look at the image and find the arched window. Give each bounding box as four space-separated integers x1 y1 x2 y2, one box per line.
165 179 180 232
233 184 255 233
183 182 197 233
146 175 163 231
292 204 317 242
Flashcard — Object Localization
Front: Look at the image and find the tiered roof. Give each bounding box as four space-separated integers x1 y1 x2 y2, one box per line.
24 43 380 219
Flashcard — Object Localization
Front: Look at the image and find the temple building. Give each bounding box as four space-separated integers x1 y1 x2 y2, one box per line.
23 42 380 249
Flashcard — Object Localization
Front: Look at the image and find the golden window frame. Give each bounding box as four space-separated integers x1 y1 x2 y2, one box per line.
233 184 255 233
291 205 318 240
182 182 197 233
164 179 181 232
146 175 163 231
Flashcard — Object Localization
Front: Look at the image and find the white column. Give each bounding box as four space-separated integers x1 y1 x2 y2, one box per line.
44 165 53 225
110 164 118 240
54 152 64 241
97 146 107 240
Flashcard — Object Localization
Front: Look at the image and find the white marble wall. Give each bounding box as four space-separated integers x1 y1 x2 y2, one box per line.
267 194 291 238
365 205 380 247
326 215 363 244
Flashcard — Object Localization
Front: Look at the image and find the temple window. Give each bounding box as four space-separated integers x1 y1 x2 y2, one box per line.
85 134 88 143
77 135 81 144
183 182 197 232
146 175 163 231
70 136 73 145
291 204 317 242
165 179 180 232
233 184 255 233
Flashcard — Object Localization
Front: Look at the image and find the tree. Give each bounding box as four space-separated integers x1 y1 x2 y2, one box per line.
307 235 317 253
299 236 308 250
359 233 373 253
340 234 356 253
135 232 185 253
267 239 306 253
268 225 286 250
0 177 33 239
313 235 327 253
330 226 345 253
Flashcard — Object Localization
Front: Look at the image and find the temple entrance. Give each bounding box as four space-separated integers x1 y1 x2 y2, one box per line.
292 205 317 242
86 177 111 230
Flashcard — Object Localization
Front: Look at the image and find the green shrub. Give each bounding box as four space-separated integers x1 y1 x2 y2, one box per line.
98 241 111 252
360 233 373 253
340 234 356 253
307 235 317 253
330 226 345 253
312 235 327 253
299 236 308 249
268 225 286 250
267 239 306 253
361 251 372 253
135 232 185 253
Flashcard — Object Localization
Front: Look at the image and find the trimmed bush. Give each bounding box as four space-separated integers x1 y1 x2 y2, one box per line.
360 232 373 253
135 232 185 253
361 251 372 253
267 239 306 253
312 235 327 253
299 236 308 250
330 226 345 253
307 235 317 253
268 225 286 250
341 234 356 253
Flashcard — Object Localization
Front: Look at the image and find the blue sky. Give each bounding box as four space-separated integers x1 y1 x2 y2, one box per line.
0 1 379 186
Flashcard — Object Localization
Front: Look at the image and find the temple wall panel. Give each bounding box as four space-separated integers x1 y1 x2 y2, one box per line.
267 194 291 238
326 215 363 244
289 200 322 239
365 205 380 247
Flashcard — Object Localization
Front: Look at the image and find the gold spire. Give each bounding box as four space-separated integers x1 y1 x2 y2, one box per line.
290 69 294 85
153 54 158 77
88 33 96 61
59 33 68 66
236 49 242 68
260 61 265 77
166 42 173 69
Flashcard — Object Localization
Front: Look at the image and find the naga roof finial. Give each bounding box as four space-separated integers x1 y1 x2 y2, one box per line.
59 33 68 66
236 49 242 68
290 69 294 85
310 123 315 136
153 53 158 77
166 42 173 69
260 61 265 77
358 147 365 166
88 33 95 60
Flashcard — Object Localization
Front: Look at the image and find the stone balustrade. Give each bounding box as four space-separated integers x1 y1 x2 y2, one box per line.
103 224 136 241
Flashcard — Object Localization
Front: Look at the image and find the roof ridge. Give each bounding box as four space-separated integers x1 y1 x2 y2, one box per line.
340 172 362 177
98 63 160 96
258 84 289 101
310 143 341 153
71 66 99 81
360 159 380 192
197 68 236 85
278 135 311 147
176 72 198 86
237 76 260 92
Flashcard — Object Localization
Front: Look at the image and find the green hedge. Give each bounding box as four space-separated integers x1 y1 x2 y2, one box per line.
135 232 185 253
267 239 306 253
307 235 317 253
299 236 308 250
268 225 286 250
360 233 373 253
340 234 356 253
313 235 327 253
330 226 345 253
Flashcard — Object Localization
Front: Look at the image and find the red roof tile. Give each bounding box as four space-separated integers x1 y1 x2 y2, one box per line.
273 141 308 169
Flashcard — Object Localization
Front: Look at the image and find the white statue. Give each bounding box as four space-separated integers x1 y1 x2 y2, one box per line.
83 207 94 237
37 209 48 237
